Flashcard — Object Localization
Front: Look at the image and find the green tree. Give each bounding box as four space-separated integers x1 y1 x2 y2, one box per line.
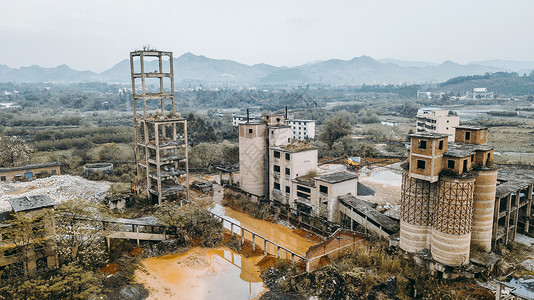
319 116 352 147
6 211 49 277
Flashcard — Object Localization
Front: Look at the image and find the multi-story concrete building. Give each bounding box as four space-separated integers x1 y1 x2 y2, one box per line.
415 108 459 141
0 195 58 276
286 119 316 140
239 112 357 220
400 126 497 268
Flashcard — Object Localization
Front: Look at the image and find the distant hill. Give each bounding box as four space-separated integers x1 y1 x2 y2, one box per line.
0 53 510 85
468 59 534 74
437 72 534 95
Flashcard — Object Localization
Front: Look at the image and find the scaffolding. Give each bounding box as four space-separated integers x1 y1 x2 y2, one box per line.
130 50 189 205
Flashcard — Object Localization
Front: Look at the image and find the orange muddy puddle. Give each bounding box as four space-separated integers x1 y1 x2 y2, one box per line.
135 247 266 300
211 204 318 259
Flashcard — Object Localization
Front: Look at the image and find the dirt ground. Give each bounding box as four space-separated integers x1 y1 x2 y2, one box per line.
357 164 403 205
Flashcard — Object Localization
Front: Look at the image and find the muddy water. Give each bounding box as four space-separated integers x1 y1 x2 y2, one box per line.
211 204 316 258
135 183 317 299
136 247 266 300
211 183 317 257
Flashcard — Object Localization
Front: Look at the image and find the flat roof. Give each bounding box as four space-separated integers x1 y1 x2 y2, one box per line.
316 172 357 184
0 161 60 173
454 125 488 130
239 121 265 125
495 167 534 199
408 132 449 139
287 119 315 122
8 195 55 212
444 142 493 158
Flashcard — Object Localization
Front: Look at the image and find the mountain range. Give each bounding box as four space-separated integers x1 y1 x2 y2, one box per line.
1 53 533 85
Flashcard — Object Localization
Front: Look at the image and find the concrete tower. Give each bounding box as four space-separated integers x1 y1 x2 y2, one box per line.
400 126 496 267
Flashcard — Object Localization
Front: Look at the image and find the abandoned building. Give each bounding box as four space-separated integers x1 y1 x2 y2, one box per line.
400 125 534 272
239 113 358 222
130 50 189 204
415 108 459 141
0 161 61 182
0 195 58 276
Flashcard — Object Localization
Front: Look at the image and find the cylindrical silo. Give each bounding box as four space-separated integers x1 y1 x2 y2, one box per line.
431 176 475 266
239 122 267 197
400 170 435 253
471 168 498 251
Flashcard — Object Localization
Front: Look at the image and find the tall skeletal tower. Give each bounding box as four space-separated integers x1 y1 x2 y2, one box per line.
130 49 189 205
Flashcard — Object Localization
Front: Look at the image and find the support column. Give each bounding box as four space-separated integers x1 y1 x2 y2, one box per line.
505 194 512 243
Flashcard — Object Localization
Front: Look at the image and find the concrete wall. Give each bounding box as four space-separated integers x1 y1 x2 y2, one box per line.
471 169 498 251
239 123 267 197
317 179 357 222
455 128 488 145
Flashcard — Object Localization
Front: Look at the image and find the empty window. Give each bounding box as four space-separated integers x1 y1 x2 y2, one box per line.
51 170 57 175
438 140 443 150
0 176 5 182
248 129 253 134
297 185 311 193
274 151 280 158
465 132 471 141
287 138 290 143
320 185 328 194
447 120 449 123
285 153 290 160
463 159 468 172
276 118 281 122
471 155 474 162
272 131 274 134
417 160 426 169
297 192 310 199
274 165 280 172
285 186 290 194
448 160 455 169
274 182 280 190
418 140 427 149
285 168 290 175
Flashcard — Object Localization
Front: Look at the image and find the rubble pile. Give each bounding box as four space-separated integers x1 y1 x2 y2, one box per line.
0 175 111 211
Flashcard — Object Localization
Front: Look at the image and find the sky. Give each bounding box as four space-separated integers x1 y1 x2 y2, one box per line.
1 0 534 72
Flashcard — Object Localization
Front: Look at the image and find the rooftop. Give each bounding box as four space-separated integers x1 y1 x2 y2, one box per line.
408 132 449 139
444 142 493 158
0 161 61 173
8 195 56 213
278 140 317 152
454 125 488 130
495 167 534 199
316 171 357 184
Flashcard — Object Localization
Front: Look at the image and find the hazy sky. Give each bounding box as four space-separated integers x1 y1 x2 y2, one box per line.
1 0 534 72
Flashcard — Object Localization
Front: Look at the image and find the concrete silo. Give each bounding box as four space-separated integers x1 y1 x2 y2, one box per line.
239 122 268 197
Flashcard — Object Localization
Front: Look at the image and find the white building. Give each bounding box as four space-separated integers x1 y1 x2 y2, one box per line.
286 119 316 140
415 108 459 141
417 91 432 100
233 115 262 126
473 88 494 99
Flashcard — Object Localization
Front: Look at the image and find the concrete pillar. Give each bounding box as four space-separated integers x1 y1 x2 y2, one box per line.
264 240 268 255
505 194 512 243
241 228 245 246
252 234 256 251
277 246 280 258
